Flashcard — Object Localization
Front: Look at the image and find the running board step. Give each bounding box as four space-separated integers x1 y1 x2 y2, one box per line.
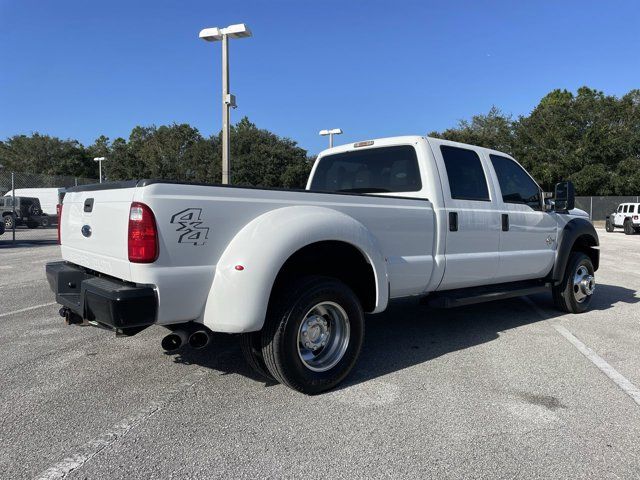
424 282 551 309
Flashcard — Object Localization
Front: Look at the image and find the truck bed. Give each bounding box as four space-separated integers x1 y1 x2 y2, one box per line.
60 180 437 325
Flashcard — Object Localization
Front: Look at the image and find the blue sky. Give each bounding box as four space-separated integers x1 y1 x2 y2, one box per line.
1 0 639 154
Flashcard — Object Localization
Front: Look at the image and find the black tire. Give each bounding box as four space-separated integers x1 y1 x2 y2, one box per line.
624 219 634 235
605 218 614 232
26 221 39 229
40 217 50 228
261 276 364 395
3 214 15 230
552 252 595 314
239 332 274 380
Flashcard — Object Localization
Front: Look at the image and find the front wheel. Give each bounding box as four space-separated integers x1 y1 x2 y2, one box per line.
552 252 595 313
605 218 614 232
261 276 364 394
624 220 635 235
3 214 15 230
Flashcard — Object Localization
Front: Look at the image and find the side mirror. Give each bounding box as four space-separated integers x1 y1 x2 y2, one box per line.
554 181 575 212
541 191 554 211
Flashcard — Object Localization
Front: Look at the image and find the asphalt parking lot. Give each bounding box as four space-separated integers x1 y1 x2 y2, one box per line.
1 229 639 479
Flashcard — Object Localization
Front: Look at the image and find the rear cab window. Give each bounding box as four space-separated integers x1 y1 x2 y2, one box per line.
440 146 490 201
309 145 422 194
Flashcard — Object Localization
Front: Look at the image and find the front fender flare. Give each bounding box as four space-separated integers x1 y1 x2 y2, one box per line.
552 218 600 282
202 206 389 333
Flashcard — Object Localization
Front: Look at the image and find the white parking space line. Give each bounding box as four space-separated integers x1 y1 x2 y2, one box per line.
522 297 640 407
0 302 57 319
553 325 640 406
35 370 208 480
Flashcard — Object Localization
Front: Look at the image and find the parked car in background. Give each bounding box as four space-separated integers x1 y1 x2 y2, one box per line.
1 196 46 229
4 188 64 216
605 203 640 235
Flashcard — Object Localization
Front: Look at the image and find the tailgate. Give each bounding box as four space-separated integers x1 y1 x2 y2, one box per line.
60 187 136 281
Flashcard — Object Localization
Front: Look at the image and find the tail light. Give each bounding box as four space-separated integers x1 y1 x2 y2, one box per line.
634 215 639 220
56 204 62 244
128 202 158 263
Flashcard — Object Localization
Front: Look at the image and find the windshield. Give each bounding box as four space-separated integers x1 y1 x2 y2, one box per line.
309 145 422 193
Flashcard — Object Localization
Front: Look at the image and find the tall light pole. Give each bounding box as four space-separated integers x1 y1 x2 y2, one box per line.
319 128 343 148
199 23 252 184
93 157 106 183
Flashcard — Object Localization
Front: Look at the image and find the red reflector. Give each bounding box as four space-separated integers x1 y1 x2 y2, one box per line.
234 265 245 271
128 202 158 263
56 204 62 244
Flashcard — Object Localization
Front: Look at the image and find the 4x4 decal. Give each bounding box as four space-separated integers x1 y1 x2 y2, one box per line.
170 208 210 245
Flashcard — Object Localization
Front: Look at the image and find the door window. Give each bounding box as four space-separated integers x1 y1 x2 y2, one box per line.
624 205 628 213
440 146 490 201
618 205 623 213
630 205 636 213
489 154 541 209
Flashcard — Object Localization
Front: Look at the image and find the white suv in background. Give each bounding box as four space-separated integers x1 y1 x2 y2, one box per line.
606 203 640 235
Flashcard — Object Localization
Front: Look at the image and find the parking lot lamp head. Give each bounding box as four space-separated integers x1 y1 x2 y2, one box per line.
199 24 252 185
319 128 343 148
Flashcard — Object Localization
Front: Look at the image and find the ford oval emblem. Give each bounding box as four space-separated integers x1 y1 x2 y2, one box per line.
81 225 92 238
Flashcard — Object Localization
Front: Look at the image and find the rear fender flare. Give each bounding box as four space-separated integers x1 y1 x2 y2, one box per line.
202 206 388 333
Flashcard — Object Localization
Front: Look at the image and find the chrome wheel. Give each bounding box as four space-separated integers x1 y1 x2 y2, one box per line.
573 265 595 303
297 301 350 372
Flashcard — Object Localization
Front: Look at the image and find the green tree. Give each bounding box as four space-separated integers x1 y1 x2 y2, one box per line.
429 106 515 153
430 87 640 195
100 118 311 188
0 133 96 178
222 117 311 188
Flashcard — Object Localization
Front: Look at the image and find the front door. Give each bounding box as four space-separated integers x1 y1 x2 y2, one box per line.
614 204 626 226
487 153 557 282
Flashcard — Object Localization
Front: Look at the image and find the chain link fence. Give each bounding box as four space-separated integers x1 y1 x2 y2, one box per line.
575 196 640 222
0 170 636 245
0 171 97 246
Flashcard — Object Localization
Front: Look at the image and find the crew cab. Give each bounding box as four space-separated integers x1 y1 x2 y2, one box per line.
606 203 640 235
46 136 600 394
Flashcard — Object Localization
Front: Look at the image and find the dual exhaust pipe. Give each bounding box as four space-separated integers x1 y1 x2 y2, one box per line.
161 328 210 352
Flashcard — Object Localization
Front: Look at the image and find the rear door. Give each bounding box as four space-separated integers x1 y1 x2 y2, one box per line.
487 153 557 282
61 186 136 280
430 141 501 290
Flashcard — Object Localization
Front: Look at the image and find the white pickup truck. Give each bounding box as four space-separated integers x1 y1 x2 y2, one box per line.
46 136 599 394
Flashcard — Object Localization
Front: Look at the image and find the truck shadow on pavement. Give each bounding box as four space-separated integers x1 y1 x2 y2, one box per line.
170 283 638 391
